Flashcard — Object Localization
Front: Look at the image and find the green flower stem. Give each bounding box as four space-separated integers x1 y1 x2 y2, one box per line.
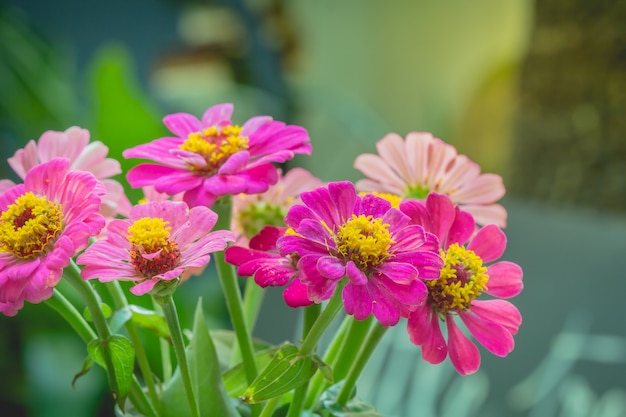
158 294 200 417
129 376 159 417
286 304 322 417
299 281 346 356
63 261 119 399
258 397 281 417
152 297 172 384
44 289 96 343
336 322 388 406
330 315 373 382
106 281 160 415
213 197 259 384
303 314 351 410
230 279 266 367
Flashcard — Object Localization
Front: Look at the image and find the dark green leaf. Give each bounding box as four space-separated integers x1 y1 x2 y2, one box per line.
87 335 135 410
320 381 385 417
129 305 170 341
160 299 238 417
222 345 281 397
241 343 318 404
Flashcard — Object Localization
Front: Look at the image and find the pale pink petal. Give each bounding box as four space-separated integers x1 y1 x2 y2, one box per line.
462 204 508 228
353 154 406 193
201 103 234 127
8 140 38 179
404 132 434 184
452 173 505 204
376 133 415 185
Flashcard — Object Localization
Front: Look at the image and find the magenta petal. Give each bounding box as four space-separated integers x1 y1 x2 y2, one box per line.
471 299 522 335
425 193 456 243
446 318 481 375
407 304 431 346
317 256 346 279
254 263 293 287
446 207 475 248
283 277 314 308
467 224 506 263
459 310 515 357
342 282 372 321
345 261 367 285
422 312 448 364
368 283 401 326
201 103 233 127
126 164 189 188
163 113 201 137
486 261 523 298
376 262 418 285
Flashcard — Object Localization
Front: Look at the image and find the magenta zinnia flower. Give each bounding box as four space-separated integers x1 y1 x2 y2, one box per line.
278 181 443 327
354 132 507 227
77 201 234 296
123 103 312 208
401 193 523 375
7 126 132 219
0 158 106 316
231 167 324 246
225 226 313 308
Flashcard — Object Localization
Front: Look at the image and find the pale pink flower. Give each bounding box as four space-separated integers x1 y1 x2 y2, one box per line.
354 132 507 227
0 159 106 316
123 103 312 208
6 126 132 219
77 201 234 296
401 193 523 375
231 167 323 246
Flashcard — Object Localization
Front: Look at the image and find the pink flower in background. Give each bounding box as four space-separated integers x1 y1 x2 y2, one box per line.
401 193 523 375
279 181 443 326
354 132 507 227
225 226 312 308
231 167 324 246
0 159 105 316
77 201 234 296
123 103 312 208
6 126 132 219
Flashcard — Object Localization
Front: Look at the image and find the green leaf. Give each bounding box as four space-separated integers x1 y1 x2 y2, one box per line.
222 345 281 397
129 305 170 341
160 299 239 417
109 306 133 334
211 329 272 371
87 335 135 410
71 356 94 389
241 343 318 404
83 303 112 321
320 382 385 417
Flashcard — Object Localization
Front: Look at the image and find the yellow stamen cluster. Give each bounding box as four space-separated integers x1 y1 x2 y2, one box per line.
127 217 181 278
179 125 249 174
335 214 394 270
0 192 64 259
427 243 489 314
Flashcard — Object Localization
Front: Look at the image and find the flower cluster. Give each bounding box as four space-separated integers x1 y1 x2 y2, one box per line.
0 102 523 417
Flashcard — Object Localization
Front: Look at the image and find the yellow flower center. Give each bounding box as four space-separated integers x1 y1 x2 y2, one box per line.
0 192 64 259
335 214 394 271
361 192 403 208
179 125 249 174
427 243 489 314
127 217 181 278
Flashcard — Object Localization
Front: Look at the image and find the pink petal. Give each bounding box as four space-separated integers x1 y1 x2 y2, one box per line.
452 173 505 205
163 113 202 137
368 283 401 326
485 261 523 298
425 193 456 242
283 277 314 308
375 133 415 184
317 256 346 279
462 203 508 228
446 317 481 375
201 103 233 127
459 310 514 357
467 224 506 263
130 278 161 296
446 207 475 247
345 261 367 285
342 282 372 321
353 154 406 193
471 299 522 335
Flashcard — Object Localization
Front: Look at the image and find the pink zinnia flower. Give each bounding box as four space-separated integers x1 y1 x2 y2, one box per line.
278 181 443 327
0 159 106 316
225 226 312 308
123 103 312 208
401 193 523 375
77 201 234 296
6 126 132 219
231 167 323 246
354 132 507 227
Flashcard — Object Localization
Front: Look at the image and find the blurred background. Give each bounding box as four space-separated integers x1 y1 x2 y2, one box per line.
1 0 625 416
